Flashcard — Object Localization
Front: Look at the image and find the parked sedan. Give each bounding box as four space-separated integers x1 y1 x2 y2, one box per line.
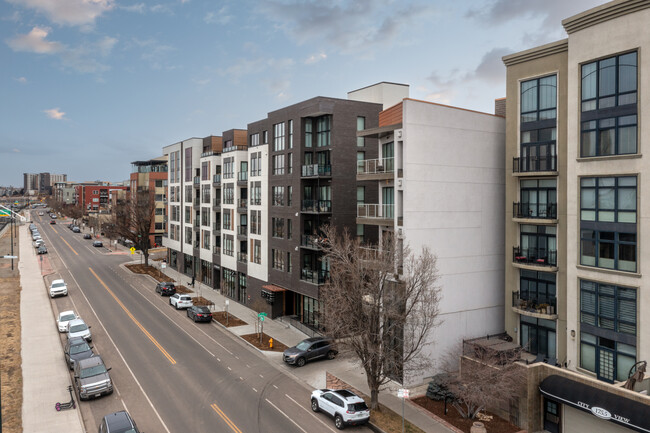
67 318 92 342
187 306 212 322
283 337 338 367
37 245 48 254
155 282 176 296
64 336 94 370
49 279 68 298
83 233 92 239
72 226 81 233
56 310 78 332
93 240 103 247
169 294 193 309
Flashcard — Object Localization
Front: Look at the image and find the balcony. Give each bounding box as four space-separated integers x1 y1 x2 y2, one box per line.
193 176 200 185
193 197 200 207
213 245 221 254
223 248 234 257
512 291 558 320
213 174 221 185
223 144 247 153
357 157 394 181
513 202 557 221
301 200 332 213
238 172 248 183
213 222 221 235
237 252 248 263
237 225 248 236
513 155 557 175
193 240 200 248
301 234 325 250
513 246 558 270
301 164 332 178
213 199 221 210
356 204 394 226
193 219 200 228
300 268 329 285
237 199 248 212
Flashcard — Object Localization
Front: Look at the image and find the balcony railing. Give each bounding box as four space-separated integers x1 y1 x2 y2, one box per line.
301 234 328 249
238 172 248 182
357 157 394 175
238 225 248 236
213 245 221 254
193 219 200 228
213 174 221 184
223 248 234 256
237 252 248 263
357 204 394 220
513 246 557 267
223 145 247 153
193 176 200 185
301 200 332 213
238 199 247 209
512 291 557 316
513 202 557 219
213 199 221 208
300 268 330 285
513 154 557 173
193 240 200 248
213 222 220 231
193 197 200 206
301 164 332 177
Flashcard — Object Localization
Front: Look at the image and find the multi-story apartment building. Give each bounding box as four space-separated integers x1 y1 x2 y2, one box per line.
53 181 76 204
352 86 506 386
130 157 168 247
503 1 650 431
24 172 67 195
74 183 129 213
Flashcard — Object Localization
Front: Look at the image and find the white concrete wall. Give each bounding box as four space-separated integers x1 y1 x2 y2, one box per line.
400 100 505 385
347 82 409 109
565 8 650 374
247 144 269 281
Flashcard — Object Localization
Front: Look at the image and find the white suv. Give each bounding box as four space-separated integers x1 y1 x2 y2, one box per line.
311 389 370 429
169 294 193 309
49 279 68 298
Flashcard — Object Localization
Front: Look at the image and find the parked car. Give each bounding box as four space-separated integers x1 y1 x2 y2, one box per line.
98 410 140 433
73 356 113 400
83 233 92 239
311 389 370 429
57 310 78 332
49 279 68 298
155 282 176 296
187 306 212 322
283 337 337 367
32 233 41 241
93 241 103 247
51 214 57 219
64 336 94 370
67 318 92 342
169 293 193 309
38 211 44 216
37 245 48 254
72 226 81 233
33 239 45 248
49 220 56 225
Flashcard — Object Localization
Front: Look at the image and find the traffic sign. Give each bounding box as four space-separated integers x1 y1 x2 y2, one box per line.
260 316 265 321
258 312 267 317
397 389 409 399
130 247 136 254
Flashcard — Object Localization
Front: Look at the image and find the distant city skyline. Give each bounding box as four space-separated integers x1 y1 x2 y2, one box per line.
1 0 608 186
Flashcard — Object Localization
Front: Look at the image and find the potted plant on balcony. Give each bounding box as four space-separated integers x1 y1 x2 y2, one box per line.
538 303 548 314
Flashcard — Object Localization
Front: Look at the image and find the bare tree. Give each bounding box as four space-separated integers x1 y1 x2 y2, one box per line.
442 343 526 420
109 190 156 266
320 226 441 411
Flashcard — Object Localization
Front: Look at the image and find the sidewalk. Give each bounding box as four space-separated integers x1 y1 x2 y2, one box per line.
145 252 455 433
20 219 85 433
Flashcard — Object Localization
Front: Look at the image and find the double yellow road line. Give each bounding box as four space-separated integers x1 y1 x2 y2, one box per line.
89 267 176 365
211 403 243 433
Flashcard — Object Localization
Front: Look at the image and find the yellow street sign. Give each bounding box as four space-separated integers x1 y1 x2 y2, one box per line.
130 247 136 254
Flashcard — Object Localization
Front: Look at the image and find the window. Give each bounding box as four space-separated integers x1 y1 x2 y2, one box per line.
273 122 285 151
305 119 312 148
519 75 557 172
316 115 331 147
185 206 192 223
223 158 234 179
250 210 261 235
519 179 557 218
201 208 210 226
224 185 234 205
155 180 164 188
272 154 285 175
520 270 556 308
272 218 284 238
251 182 261 205
201 161 210 180
250 152 261 177
287 153 292 174
155 207 164 215
263 130 268 144
287 219 292 240
223 209 232 230
356 224 364 241
201 185 211 203
580 280 636 382
223 268 236 298
580 176 636 272
184 148 192 182
288 119 293 148
253 239 261 264
223 235 234 256
287 186 292 206
272 249 285 270
238 273 247 303
357 116 365 147
521 315 556 360
520 224 556 266
185 185 192 202
250 133 260 147
287 252 292 273
171 205 180 222
581 52 637 157
185 227 192 245
357 187 365 204
202 230 210 249
272 186 284 206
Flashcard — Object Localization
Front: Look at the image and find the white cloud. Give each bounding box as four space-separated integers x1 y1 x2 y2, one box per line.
151 4 172 14
16 77 27 83
204 7 232 24
7 26 63 54
44 108 66 120
6 0 114 27
305 52 326 64
120 3 146 13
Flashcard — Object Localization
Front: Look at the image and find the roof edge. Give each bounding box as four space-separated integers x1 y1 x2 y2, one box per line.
503 39 568 67
562 0 650 34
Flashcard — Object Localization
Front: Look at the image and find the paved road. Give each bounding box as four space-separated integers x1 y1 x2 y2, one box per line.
35 214 371 433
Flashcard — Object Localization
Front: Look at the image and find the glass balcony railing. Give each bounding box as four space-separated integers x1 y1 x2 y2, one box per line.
237 252 248 263
238 172 248 182
238 225 248 236
301 200 332 213
213 174 221 184
357 204 394 219
300 268 329 285
301 164 332 177
357 157 394 175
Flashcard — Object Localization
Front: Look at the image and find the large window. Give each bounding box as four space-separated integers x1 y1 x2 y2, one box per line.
272 186 284 206
521 316 556 360
223 185 234 205
357 116 365 147
581 52 637 157
304 119 312 148
519 75 557 172
272 218 284 238
272 154 285 175
519 179 556 219
580 176 636 272
580 280 636 382
273 122 285 151
184 147 192 182
316 115 331 147
272 249 285 271
223 268 236 299
223 235 234 256
520 225 556 266
520 270 556 308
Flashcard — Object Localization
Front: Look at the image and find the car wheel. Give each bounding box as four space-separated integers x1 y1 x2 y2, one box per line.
327 350 336 360
296 357 306 367
311 399 319 412
186 309 190 317
335 414 344 430
175 303 179 310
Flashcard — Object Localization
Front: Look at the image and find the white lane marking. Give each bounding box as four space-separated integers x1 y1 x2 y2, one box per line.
285 394 338 432
227 366 232 371
217 358 221 362
259 374 264 378
246 364 250 368
239 377 243 381
265 398 308 433
273 385 278 389
252 388 258 393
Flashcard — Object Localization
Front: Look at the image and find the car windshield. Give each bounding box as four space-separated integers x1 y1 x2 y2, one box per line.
52 282 65 288
80 364 106 378
70 324 87 333
60 313 76 321
70 342 91 355
197 307 210 313
348 402 369 411
295 341 312 351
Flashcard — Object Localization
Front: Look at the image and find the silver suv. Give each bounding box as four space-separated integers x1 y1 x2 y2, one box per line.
74 356 113 400
311 388 370 429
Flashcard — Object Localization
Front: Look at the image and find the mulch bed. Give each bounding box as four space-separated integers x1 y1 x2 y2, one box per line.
212 311 247 327
192 296 214 307
175 285 193 294
411 397 521 433
125 264 168 282
240 332 288 352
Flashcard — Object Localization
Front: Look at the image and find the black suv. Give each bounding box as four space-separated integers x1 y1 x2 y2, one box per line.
155 282 176 296
283 337 337 367
98 410 140 433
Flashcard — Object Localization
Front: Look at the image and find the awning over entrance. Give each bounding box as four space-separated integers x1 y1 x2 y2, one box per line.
540 375 650 433
262 284 287 292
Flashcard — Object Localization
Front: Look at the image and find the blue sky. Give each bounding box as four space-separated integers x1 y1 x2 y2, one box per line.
1 0 608 186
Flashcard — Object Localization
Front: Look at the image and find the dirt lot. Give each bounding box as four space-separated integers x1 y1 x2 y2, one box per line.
0 226 22 433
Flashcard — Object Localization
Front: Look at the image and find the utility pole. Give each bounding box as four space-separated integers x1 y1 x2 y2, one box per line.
10 210 14 271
